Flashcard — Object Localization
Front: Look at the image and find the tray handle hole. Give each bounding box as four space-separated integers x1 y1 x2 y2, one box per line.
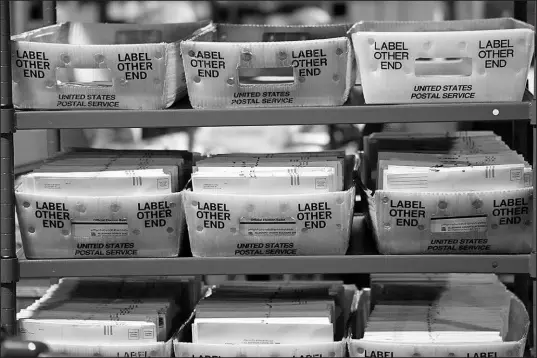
56 68 113 88
415 57 472 77
238 67 295 85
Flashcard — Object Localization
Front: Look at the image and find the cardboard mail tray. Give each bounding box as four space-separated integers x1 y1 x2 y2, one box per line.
182 156 358 257
351 18 534 104
183 187 355 257
368 188 533 254
15 187 184 259
180 23 356 109
11 21 208 110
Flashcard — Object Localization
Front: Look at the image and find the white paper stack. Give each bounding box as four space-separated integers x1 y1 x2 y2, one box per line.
364 131 532 192
363 274 511 344
21 148 196 195
191 281 347 345
18 276 197 345
192 151 346 194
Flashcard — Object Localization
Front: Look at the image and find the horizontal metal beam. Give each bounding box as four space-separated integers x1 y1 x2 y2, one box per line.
531 252 536 278
15 89 533 130
19 255 531 278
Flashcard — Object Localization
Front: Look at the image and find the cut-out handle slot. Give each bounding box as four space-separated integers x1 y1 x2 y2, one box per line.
238 67 295 85
263 32 311 42
56 68 113 87
415 57 472 77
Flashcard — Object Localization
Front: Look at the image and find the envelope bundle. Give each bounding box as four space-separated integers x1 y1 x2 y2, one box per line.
347 273 530 358
183 151 356 257
192 151 347 195
365 274 511 344
364 131 533 254
191 281 348 345
25 148 195 193
15 149 195 259
364 131 531 190
17 276 199 346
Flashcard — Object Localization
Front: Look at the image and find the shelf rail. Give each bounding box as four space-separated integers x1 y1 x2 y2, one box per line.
17 255 533 278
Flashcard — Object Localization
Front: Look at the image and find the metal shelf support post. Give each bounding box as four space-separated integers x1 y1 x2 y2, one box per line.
0 0 18 336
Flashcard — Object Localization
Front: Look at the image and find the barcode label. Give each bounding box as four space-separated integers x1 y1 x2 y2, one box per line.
132 176 143 186
104 325 113 336
288 169 300 186
484 166 495 179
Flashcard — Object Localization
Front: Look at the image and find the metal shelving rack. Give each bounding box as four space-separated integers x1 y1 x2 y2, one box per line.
1 0 536 355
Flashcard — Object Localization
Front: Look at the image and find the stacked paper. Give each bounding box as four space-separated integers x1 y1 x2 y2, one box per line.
192 151 346 194
21 148 195 195
363 274 511 344
191 281 347 345
363 131 532 191
18 276 198 345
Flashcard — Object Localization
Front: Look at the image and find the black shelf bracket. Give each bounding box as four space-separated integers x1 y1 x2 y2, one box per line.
0 258 19 284
531 252 536 278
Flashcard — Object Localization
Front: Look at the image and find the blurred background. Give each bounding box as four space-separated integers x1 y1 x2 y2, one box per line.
10 0 536 170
